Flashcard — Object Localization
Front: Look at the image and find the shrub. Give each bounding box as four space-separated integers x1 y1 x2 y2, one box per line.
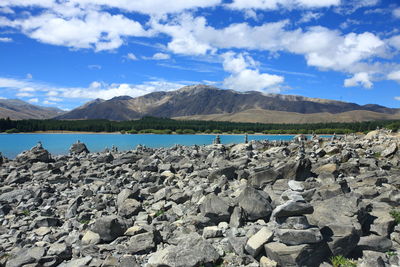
390 210 400 225
330 255 357 267
5 128 19 134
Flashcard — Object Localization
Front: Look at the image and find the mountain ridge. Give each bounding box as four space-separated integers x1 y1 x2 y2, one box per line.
55 84 399 123
0 99 65 120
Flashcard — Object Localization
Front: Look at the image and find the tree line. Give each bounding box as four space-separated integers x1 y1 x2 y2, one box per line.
0 117 399 134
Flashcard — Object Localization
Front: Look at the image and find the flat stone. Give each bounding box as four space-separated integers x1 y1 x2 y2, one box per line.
81 230 101 245
203 226 223 239
126 232 155 254
245 227 274 257
275 228 323 245
271 200 313 219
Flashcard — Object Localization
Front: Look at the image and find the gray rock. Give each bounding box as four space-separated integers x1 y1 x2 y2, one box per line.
126 232 155 254
275 228 323 245
245 227 274 257
278 159 312 181
264 242 330 267
272 200 313 219
118 198 141 217
248 167 281 189
16 144 52 163
147 233 220 267
200 194 231 223
69 142 89 154
47 243 72 261
357 235 393 252
91 215 126 242
381 143 397 157
0 189 31 203
238 186 273 221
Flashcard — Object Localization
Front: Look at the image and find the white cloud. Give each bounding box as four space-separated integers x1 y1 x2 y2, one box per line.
0 37 12 42
344 72 373 88
126 53 138 61
26 73 33 79
1 9 151 51
393 8 400 19
298 12 323 23
222 52 284 92
394 96 400 101
42 100 56 105
28 98 39 103
388 70 400 83
226 0 340 10
46 96 62 102
0 0 221 16
19 87 35 92
16 92 34 97
152 52 171 60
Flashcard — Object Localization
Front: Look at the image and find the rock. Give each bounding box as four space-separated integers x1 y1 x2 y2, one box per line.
276 216 310 230
118 198 141 217
203 226 223 239
381 142 397 157
5 248 35 267
260 256 278 267
229 206 245 228
96 153 113 163
81 230 101 245
69 142 89 154
275 228 323 245
264 242 330 267
126 232 155 254
238 186 273 221
0 189 31 203
47 243 72 261
288 180 304 192
16 144 52 163
58 256 92 267
208 166 237 181
245 227 274 257
272 200 313 219
147 233 220 267
278 159 312 181
248 167 281 189
200 194 231 223
112 153 139 165
357 235 393 252
91 215 126 242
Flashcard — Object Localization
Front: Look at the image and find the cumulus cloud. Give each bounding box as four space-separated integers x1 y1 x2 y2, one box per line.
226 0 340 10
344 72 373 88
0 75 187 102
151 53 171 60
388 70 400 83
0 37 12 42
222 52 284 92
393 8 400 19
125 53 138 61
0 8 151 51
298 12 323 23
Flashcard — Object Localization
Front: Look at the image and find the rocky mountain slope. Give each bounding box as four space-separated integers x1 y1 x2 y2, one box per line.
0 130 399 266
56 85 400 123
0 99 65 120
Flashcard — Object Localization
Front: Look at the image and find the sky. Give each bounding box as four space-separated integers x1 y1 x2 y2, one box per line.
0 0 400 110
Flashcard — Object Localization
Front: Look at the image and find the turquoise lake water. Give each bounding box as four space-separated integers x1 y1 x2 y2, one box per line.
0 134 328 158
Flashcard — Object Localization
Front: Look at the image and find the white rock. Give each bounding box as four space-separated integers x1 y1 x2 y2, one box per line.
245 227 274 257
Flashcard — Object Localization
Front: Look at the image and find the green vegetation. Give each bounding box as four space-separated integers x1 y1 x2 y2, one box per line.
21 209 30 216
330 255 357 267
79 219 90 225
389 210 400 225
0 116 399 134
154 209 165 217
5 128 19 133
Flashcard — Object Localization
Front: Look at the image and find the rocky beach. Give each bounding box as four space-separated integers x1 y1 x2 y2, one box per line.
0 130 399 267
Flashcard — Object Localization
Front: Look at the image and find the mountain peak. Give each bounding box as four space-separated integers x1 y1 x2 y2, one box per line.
177 84 220 93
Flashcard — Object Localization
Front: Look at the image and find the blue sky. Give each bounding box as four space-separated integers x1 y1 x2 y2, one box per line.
0 0 399 110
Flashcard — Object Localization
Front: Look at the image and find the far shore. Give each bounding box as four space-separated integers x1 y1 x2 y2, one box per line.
0 130 344 136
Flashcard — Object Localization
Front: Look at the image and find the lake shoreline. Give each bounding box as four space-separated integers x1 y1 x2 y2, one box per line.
1 131 338 136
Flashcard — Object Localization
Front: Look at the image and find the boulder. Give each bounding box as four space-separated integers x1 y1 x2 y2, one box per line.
264 242 330 267
147 233 220 267
248 167 282 189
126 232 155 254
16 144 52 163
238 186 273 221
69 142 89 154
200 194 231 223
381 143 397 157
91 215 126 242
272 200 314 219
277 159 312 181
275 228 323 245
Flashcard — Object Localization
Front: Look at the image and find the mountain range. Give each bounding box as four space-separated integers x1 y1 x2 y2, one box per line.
1 85 400 123
0 99 65 120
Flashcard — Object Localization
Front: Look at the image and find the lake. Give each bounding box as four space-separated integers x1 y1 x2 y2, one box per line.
0 134 328 158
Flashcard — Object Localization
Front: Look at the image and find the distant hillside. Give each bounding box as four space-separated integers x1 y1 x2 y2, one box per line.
56 84 399 123
174 109 400 124
0 99 65 120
